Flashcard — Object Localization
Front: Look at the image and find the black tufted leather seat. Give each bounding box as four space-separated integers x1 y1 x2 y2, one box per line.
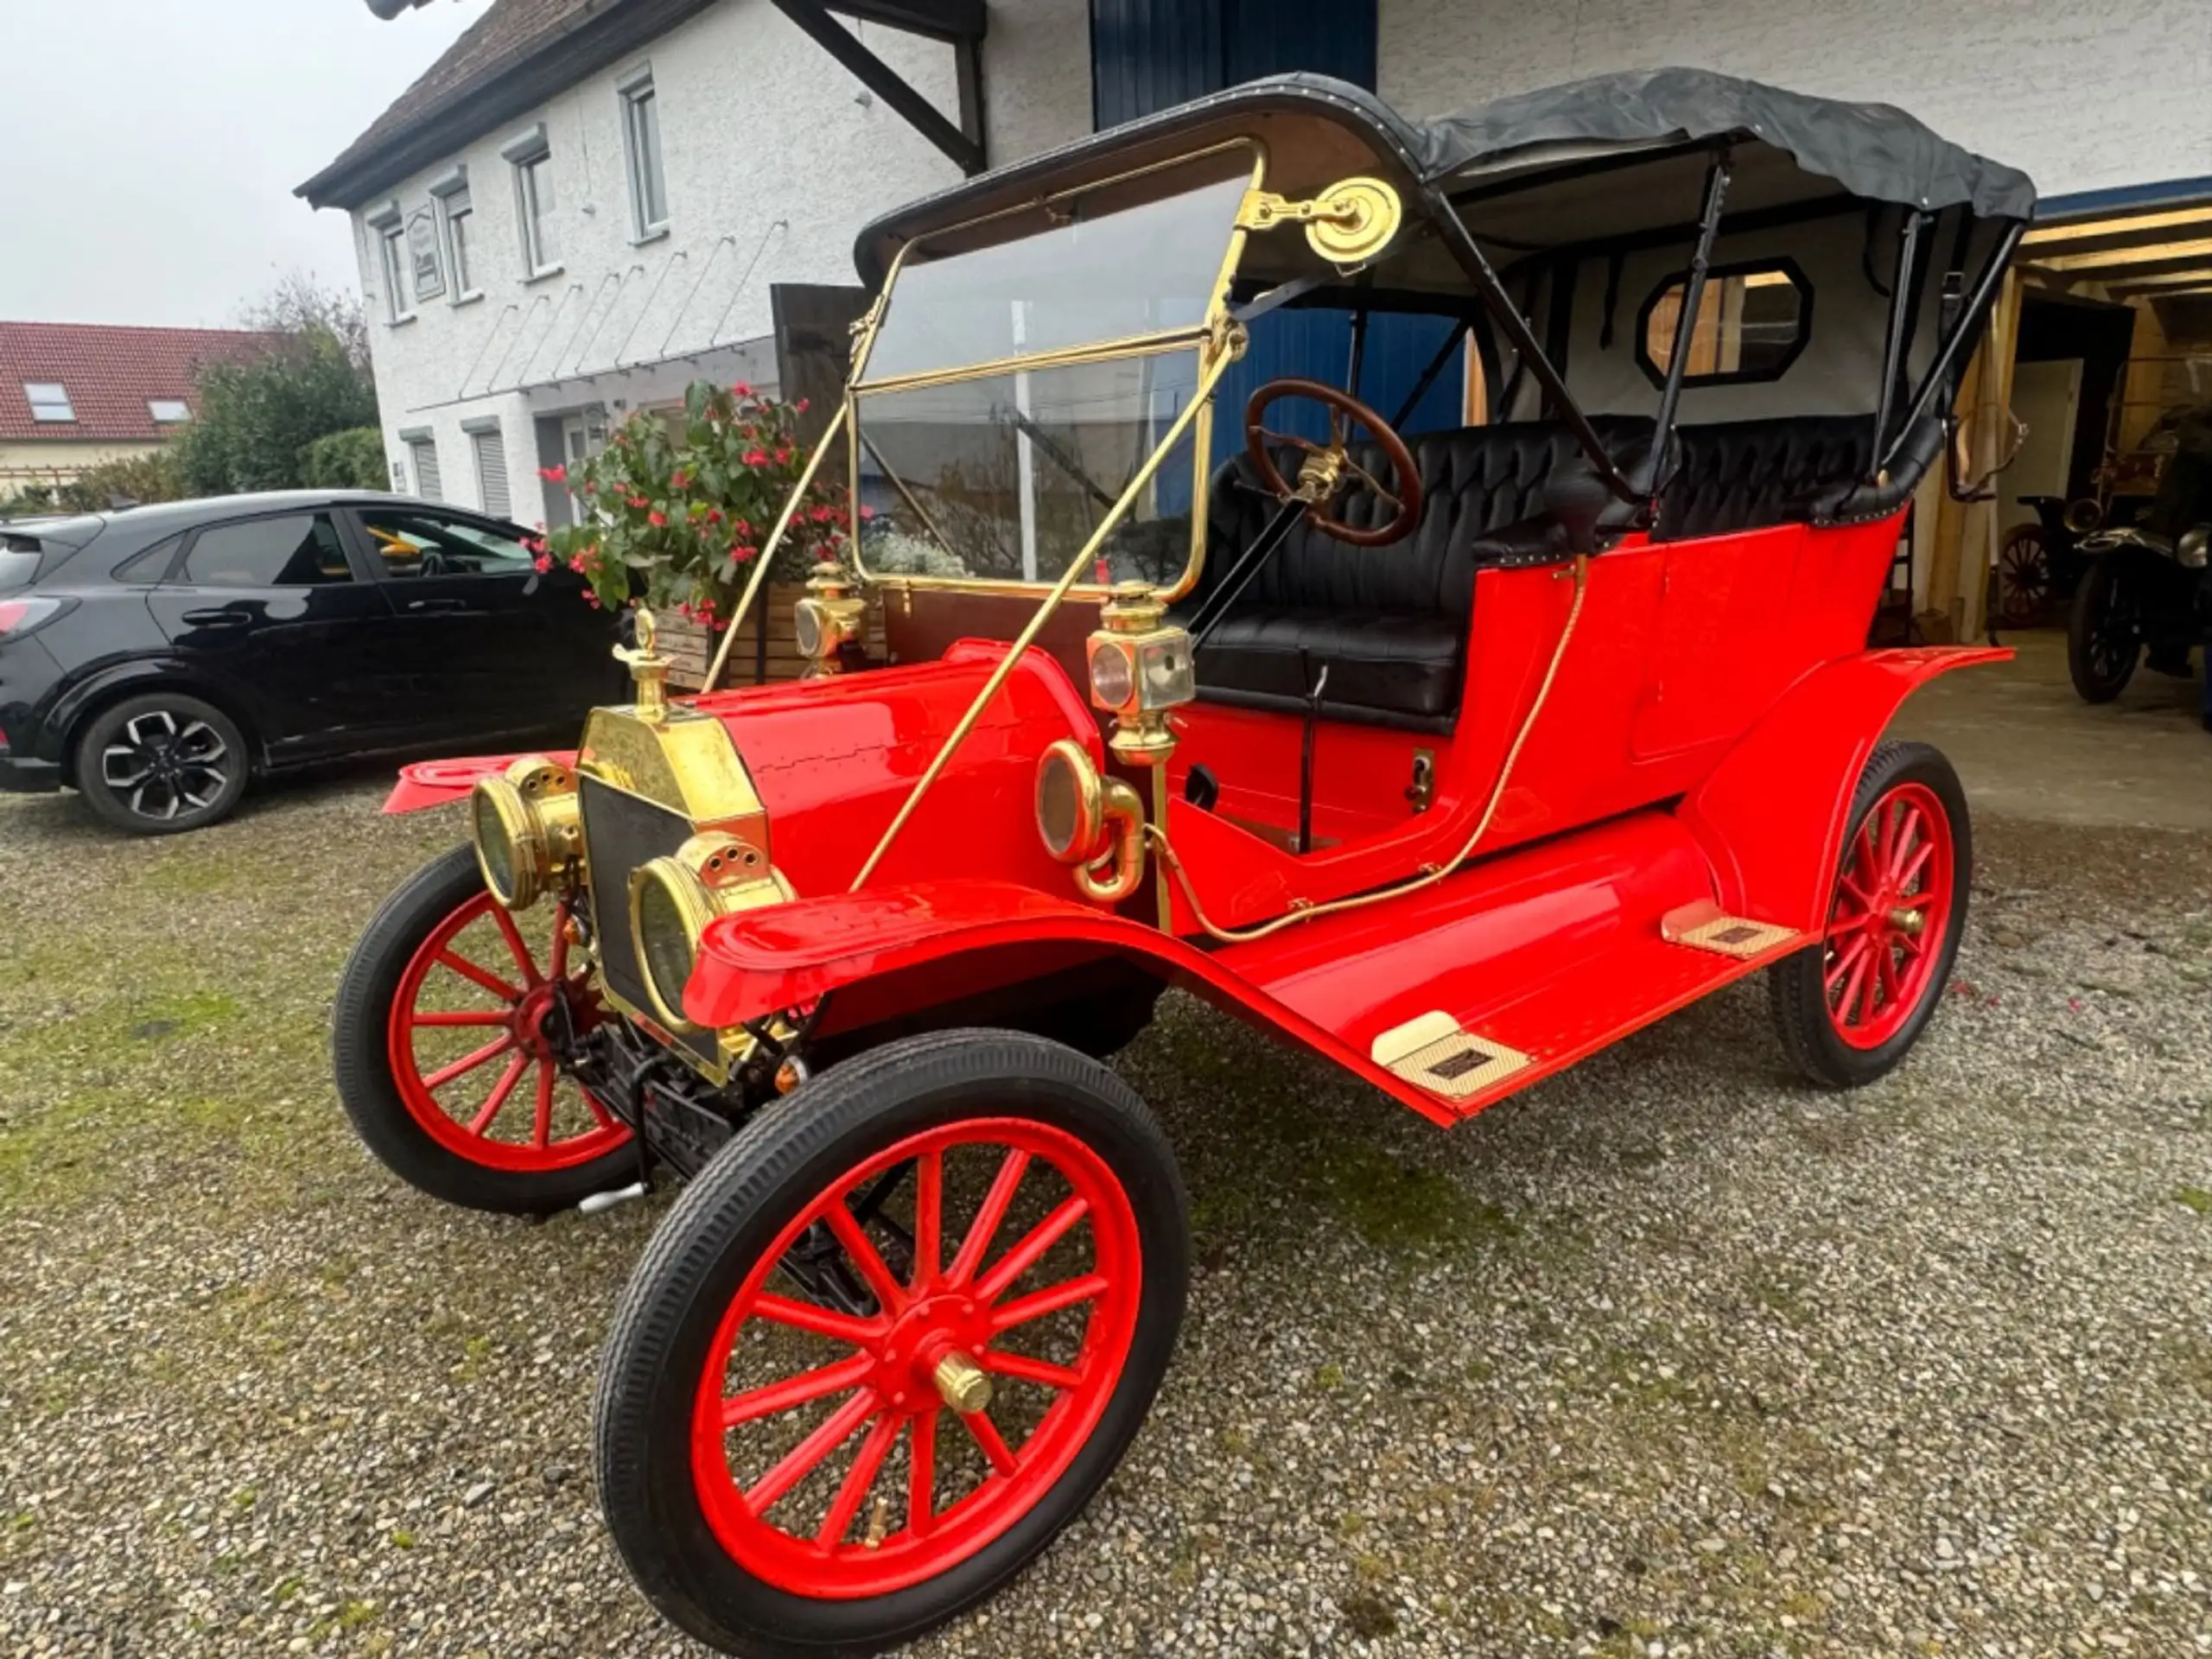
1655 414 1937 541
1182 412 1931 731
1184 417 1655 731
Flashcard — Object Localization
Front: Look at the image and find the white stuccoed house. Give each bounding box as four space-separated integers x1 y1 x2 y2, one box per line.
305 0 2209 550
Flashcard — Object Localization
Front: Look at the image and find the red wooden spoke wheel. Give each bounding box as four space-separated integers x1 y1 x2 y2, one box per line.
388 889 627 1173
594 1031 1188 1657
1821 779 1954 1050
1767 742 1971 1090
691 1118 1141 1599
334 845 637 1215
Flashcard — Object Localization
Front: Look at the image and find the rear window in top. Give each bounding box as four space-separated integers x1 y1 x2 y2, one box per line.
181 514 353 588
112 537 183 582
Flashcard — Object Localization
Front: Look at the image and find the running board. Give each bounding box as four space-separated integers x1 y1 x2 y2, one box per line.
1371 1013 1534 1100
1660 899 1801 960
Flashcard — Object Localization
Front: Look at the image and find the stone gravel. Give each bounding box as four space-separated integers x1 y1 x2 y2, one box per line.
2 772 2209 1658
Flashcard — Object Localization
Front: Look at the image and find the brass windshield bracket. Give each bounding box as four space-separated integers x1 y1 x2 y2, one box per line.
1237 177 1402 269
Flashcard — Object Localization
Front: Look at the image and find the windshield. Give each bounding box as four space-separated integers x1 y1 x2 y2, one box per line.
855 349 1205 592
858 146 1256 385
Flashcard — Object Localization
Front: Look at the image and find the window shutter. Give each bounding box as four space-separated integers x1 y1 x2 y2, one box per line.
409 438 442 502
472 429 512 518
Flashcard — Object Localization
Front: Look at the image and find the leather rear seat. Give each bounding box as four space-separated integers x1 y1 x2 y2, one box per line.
1184 411 1928 730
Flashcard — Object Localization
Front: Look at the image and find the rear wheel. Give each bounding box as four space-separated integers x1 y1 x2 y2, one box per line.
2068 557 2139 702
1993 525 2050 629
594 1029 1188 1657
332 845 633 1214
73 692 248 834
1768 741 1970 1089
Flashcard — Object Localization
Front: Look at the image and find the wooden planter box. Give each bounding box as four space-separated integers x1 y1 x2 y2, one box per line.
661 583 889 690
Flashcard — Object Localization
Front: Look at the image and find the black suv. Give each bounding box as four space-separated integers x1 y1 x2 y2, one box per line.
0 492 620 833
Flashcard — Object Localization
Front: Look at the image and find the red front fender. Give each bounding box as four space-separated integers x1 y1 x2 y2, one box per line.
1677 645 2008 931
685 880 1462 1126
382 752 575 815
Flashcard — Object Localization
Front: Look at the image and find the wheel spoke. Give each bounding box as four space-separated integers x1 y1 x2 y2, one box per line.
979 1350 1084 1391
583 1090 621 1131
744 1389 879 1515
961 1408 1018 1477
467 1051 531 1135
823 1200 906 1315
1875 942 1903 1008
531 1062 556 1148
1824 932 1869 993
435 949 521 1003
720 1352 876 1430
912 1149 943 1291
1886 807 1923 883
976 1196 1090 1304
816 1411 902 1549
988 1272 1108 1334
1897 839 1936 890
1854 954 1880 1026
906 1408 937 1536
752 1293 887 1347
948 1149 1030 1286
422 1032 516 1091
489 903 543 987
411 1008 511 1027
1834 950 1872 1024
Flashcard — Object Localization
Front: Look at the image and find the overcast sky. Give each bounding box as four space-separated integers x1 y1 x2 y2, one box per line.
0 0 493 329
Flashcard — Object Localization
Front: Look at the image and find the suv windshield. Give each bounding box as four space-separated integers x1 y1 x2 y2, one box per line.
858 146 1255 385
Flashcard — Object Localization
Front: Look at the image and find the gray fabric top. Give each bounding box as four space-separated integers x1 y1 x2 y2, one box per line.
1413 66 2035 219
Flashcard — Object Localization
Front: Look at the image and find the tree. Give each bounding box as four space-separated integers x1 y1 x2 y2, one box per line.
302 427 391 491
173 277 380 496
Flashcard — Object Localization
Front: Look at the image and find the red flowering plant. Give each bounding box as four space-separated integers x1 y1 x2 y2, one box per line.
538 380 844 631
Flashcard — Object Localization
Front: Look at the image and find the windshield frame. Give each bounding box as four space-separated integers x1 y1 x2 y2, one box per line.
844 138 1268 602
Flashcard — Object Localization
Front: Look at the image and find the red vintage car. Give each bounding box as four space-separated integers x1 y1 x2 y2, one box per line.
333 69 2033 1657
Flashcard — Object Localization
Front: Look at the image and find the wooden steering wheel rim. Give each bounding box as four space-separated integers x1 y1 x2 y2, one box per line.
1243 377 1423 549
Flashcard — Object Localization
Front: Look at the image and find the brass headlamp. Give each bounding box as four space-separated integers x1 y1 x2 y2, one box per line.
627 831 793 1032
469 754 582 910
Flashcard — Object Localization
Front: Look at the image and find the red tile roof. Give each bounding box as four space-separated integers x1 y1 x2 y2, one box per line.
0 322 276 444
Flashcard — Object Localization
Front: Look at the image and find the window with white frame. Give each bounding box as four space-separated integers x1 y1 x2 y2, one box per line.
148 399 191 424
468 423 512 519
405 433 442 502
429 167 478 301
502 124 558 276
620 69 669 238
368 201 411 322
23 383 74 423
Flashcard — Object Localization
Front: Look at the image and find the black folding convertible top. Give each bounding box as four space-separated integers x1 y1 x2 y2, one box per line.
854 68 2035 283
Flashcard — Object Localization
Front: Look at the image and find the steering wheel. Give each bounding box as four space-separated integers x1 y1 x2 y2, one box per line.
1244 378 1423 549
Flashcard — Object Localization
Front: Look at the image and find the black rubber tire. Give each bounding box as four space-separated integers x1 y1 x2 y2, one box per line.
73 691 250 834
1767 741 1972 1090
594 1028 1190 1658
2068 558 2139 703
331 845 638 1216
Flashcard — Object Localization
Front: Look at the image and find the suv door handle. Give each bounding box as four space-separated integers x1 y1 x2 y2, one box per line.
180 608 251 628
404 597 469 613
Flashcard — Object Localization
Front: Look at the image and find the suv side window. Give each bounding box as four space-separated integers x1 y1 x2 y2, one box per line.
181 514 353 587
357 506 537 579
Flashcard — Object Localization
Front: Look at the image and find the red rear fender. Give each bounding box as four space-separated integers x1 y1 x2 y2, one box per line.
1677 646 2008 931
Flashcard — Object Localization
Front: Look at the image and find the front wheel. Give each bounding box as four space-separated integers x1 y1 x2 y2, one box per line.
2068 557 2139 702
1768 741 1971 1089
331 845 633 1214
594 1029 1189 1658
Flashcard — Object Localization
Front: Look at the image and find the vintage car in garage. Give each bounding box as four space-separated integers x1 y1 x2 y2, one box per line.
331 68 2031 1657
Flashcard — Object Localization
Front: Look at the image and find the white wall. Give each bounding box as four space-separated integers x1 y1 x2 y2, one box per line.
972 0 2212 204
1378 0 2211 201
352 0 964 527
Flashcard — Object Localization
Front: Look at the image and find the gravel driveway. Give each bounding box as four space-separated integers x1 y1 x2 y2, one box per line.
3 772 2209 1658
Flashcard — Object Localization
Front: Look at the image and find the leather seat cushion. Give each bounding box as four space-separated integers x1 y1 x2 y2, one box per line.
1196 609 1465 725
